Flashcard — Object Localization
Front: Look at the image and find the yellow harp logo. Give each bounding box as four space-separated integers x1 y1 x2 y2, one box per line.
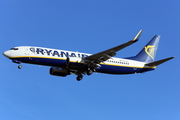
144 45 155 60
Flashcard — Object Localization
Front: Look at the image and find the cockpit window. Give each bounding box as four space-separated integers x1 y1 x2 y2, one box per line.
10 48 19 50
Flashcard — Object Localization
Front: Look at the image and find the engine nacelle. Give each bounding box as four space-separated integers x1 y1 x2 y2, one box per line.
49 67 70 77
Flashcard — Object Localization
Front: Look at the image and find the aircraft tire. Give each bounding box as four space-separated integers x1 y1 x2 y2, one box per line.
87 70 93 75
18 65 22 69
76 74 83 81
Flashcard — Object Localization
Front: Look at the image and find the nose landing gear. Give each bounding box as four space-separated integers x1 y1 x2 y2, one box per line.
12 60 22 69
18 65 22 69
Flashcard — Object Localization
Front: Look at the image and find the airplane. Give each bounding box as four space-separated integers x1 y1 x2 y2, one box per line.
3 30 174 81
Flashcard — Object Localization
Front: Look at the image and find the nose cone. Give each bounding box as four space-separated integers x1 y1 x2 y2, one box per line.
3 50 11 58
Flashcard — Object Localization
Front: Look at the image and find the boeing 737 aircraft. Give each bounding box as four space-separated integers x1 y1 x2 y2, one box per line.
3 30 174 81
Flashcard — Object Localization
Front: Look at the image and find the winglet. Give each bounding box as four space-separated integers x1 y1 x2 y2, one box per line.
132 30 142 41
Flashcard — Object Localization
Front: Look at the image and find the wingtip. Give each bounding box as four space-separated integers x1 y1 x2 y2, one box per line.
133 30 143 41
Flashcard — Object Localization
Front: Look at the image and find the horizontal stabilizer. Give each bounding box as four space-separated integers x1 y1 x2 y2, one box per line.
145 57 175 66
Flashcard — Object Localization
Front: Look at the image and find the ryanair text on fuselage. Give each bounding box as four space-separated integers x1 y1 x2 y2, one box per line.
30 47 89 58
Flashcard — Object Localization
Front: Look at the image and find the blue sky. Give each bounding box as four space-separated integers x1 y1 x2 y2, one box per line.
0 0 180 120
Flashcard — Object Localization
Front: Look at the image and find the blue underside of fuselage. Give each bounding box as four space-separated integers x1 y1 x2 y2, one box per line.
11 57 155 74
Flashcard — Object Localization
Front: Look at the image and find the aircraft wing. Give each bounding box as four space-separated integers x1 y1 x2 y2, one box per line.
84 30 142 65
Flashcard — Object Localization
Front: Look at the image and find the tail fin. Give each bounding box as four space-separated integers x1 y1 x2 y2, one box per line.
127 35 160 63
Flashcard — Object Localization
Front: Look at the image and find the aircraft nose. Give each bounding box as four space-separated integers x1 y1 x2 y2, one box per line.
3 50 11 58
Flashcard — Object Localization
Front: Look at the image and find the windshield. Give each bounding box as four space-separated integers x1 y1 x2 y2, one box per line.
10 48 19 50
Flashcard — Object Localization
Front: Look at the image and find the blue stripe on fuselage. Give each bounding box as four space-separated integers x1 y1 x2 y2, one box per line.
96 64 154 74
10 57 155 74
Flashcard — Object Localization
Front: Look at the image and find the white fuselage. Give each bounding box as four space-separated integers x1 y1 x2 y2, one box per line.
3 46 154 75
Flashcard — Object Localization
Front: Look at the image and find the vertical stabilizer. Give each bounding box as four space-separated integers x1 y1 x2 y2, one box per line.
127 35 160 63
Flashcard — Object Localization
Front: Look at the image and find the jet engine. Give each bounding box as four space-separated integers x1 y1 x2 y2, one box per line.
49 67 70 77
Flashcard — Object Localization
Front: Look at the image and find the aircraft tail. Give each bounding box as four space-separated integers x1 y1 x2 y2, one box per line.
127 35 160 63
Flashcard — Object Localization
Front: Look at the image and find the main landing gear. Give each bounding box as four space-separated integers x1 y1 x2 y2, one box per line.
87 69 93 75
76 74 83 81
86 67 95 75
76 69 95 81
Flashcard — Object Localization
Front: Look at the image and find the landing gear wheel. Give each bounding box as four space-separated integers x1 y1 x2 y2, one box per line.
76 74 83 81
92 69 96 72
18 65 22 69
87 70 93 75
